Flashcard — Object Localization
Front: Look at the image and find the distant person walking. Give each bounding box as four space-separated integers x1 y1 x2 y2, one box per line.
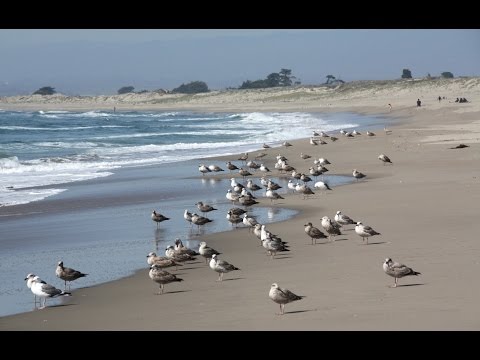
417 99 422 107
388 103 392 112
438 96 442 102
114 106 116 113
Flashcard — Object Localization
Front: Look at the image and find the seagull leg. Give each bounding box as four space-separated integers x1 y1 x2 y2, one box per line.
281 304 285 315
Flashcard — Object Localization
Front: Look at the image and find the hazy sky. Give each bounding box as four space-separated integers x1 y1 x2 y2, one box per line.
1 29 479 95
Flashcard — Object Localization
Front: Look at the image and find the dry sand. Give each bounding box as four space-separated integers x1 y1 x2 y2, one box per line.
1 78 480 330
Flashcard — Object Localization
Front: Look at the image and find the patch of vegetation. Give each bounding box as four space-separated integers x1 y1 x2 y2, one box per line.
33 86 56 95
172 81 209 94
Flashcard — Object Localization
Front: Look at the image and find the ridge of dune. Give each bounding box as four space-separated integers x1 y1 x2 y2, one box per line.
1 77 479 112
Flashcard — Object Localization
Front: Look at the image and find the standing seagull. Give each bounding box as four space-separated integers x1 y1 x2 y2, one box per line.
151 210 170 228
334 211 356 228
196 201 218 214
209 254 240 281
148 264 183 294
352 169 366 181
56 261 88 291
378 154 393 165
30 276 71 309
321 216 342 241
269 283 305 315
198 241 221 265
24 273 39 307
355 221 381 244
383 258 421 287
304 222 328 245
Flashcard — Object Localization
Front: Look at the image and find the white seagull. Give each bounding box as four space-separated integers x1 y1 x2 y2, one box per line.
269 283 305 315
355 221 381 244
383 258 421 287
30 275 71 309
209 254 240 281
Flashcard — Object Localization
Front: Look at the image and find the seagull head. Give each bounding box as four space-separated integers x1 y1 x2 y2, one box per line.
24 273 35 281
336 211 341 215
147 252 156 258
57 261 64 267
304 222 312 226
174 238 182 245
199 241 206 247
271 283 279 289
356 221 362 225
212 254 218 260
384 258 393 265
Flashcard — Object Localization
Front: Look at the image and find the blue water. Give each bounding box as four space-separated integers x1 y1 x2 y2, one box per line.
0 109 387 317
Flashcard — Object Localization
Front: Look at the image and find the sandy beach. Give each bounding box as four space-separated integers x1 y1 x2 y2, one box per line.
2 77 480 330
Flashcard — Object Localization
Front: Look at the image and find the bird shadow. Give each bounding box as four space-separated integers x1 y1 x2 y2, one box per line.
273 256 292 260
157 290 192 295
361 241 387 245
332 238 349 242
222 277 245 282
394 283 425 288
284 309 314 314
43 303 78 309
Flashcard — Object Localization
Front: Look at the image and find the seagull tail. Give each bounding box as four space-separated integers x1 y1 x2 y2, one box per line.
175 278 184 282
61 291 72 297
412 270 421 276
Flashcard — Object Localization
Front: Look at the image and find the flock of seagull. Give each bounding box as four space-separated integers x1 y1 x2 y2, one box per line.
24 126 420 316
145 127 421 314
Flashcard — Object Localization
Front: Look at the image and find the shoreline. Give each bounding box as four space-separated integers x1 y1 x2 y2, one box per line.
2 81 480 329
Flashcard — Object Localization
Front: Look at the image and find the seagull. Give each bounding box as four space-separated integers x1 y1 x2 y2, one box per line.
352 169 366 181
314 181 332 193
24 273 39 307
198 241 221 265
151 210 170 228
378 154 393 165
282 141 292 148
238 153 249 163
198 164 212 176
287 180 296 193
147 252 183 271
226 161 239 172
262 238 290 259
30 275 71 309
255 152 267 160
263 143 271 149
330 136 339 142
149 265 184 294
269 283 305 315
304 222 327 245
55 261 88 291
174 238 200 256
165 245 197 262
352 130 361 135
183 209 193 226
355 221 381 244
266 188 284 203
310 137 319 146
334 211 356 227
300 152 312 160
196 201 218 214
259 164 271 173
246 179 262 193
321 216 342 241
243 213 259 231
318 158 331 166
208 164 224 172
209 254 240 281
367 131 376 136
383 258 421 287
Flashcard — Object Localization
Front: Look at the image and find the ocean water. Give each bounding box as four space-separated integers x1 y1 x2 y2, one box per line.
0 110 387 317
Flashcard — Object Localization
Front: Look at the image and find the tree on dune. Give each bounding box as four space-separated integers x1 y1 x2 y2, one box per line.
172 81 209 94
325 75 336 84
441 72 454 79
32 86 56 95
401 69 412 79
239 68 297 89
117 86 135 94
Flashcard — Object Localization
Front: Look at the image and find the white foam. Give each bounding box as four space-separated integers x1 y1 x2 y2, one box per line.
0 188 67 207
